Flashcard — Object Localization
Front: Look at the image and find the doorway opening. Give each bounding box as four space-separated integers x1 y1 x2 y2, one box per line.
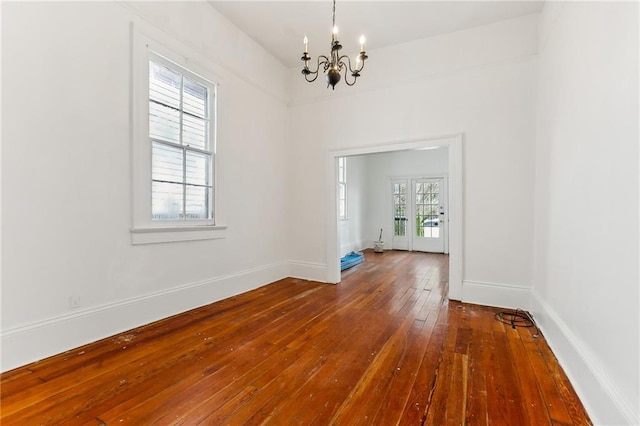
326 134 463 301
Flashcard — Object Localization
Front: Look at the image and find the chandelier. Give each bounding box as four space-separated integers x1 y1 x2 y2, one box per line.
301 0 368 89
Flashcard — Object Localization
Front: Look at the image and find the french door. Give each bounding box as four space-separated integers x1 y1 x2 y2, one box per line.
392 177 446 253
391 180 409 250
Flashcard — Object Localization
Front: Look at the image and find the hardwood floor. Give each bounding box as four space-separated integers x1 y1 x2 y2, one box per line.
1 250 591 425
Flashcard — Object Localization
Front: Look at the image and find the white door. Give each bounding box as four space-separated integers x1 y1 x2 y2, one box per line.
391 179 409 250
412 178 445 253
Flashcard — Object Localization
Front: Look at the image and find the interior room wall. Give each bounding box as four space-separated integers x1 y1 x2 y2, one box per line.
360 148 449 249
289 14 539 307
1 1 291 371
532 2 639 424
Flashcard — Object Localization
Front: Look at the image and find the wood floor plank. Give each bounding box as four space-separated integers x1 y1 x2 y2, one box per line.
522 334 574 424
0 251 591 425
506 326 553 426
371 299 441 424
532 332 592 425
465 328 489 426
328 313 417 424
397 302 449 424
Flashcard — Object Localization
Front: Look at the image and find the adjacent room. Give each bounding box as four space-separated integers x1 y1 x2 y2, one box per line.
1 1 638 424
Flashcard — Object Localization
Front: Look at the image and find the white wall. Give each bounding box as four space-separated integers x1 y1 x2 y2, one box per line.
532 2 639 424
289 14 539 307
1 1 290 371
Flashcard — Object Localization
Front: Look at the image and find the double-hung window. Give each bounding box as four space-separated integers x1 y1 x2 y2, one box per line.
149 56 214 221
131 27 225 244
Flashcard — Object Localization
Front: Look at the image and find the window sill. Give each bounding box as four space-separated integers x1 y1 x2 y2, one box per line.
131 225 228 245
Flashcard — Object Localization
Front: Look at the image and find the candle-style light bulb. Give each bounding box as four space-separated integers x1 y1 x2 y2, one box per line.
359 35 366 52
303 35 308 53
333 25 339 35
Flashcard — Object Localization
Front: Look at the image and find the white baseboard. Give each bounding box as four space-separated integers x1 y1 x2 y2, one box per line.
0 262 288 373
461 280 532 309
287 260 328 283
530 293 638 426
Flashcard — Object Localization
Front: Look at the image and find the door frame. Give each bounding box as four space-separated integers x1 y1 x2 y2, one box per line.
326 133 464 301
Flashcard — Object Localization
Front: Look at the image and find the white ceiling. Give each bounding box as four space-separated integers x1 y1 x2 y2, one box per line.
209 1 544 68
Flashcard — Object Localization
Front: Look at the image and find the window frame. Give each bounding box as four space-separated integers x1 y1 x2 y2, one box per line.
131 25 226 244
149 53 215 222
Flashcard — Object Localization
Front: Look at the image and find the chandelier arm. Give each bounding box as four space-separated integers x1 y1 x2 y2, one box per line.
354 57 366 74
304 72 320 83
337 55 353 73
302 55 330 82
319 56 332 73
343 68 358 86
338 54 365 75
344 75 357 86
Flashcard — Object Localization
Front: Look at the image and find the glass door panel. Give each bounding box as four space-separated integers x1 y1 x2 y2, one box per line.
412 178 444 253
391 179 409 250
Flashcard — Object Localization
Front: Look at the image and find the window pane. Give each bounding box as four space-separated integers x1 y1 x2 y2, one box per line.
395 217 406 236
152 181 183 220
185 185 211 219
424 226 433 238
150 101 180 144
147 59 214 223
183 114 208 150
183 77 208 118
152 142 183 183
186 151 210 186
149 61 180 108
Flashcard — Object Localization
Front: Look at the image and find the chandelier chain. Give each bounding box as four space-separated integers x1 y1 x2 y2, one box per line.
332 0 336 29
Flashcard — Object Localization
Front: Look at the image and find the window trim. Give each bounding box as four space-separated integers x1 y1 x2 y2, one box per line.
131 24 226 244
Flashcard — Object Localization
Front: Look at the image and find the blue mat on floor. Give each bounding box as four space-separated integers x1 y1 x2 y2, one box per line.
340 251 364 271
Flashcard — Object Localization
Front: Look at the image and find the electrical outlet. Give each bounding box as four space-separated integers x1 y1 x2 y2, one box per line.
68 296 81 309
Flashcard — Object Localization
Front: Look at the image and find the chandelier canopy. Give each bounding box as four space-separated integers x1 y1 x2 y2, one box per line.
301 0 368 89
